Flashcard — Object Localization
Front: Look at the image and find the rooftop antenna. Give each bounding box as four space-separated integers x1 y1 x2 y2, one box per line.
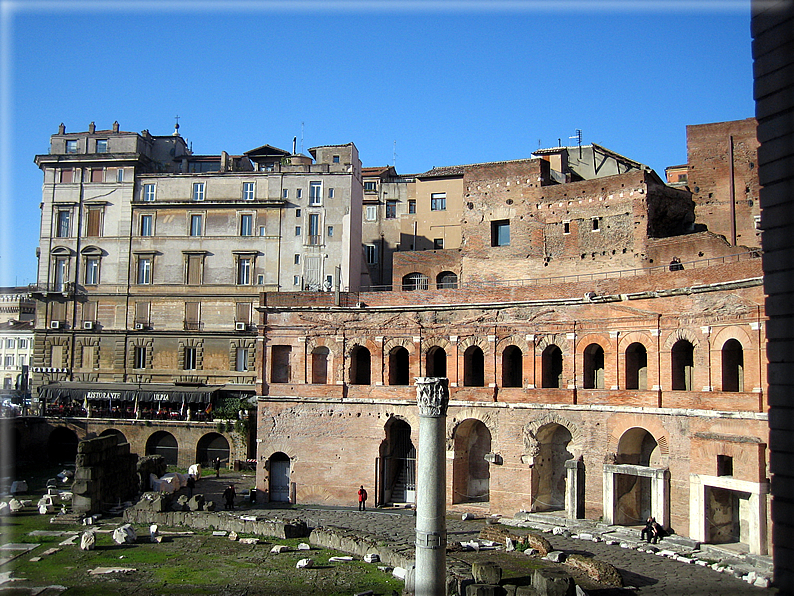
569 129 583 158
538 139 542 149
300 121 304 154
393 140 397 168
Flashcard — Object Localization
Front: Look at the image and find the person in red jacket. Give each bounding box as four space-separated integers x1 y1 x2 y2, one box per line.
357 485 368 511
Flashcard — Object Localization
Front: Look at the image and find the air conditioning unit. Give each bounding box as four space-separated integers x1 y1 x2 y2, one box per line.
235 322 247 331
49 320 61 329
134 323 145 330
82 321 94 330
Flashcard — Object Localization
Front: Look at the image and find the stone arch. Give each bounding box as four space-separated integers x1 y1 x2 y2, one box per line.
662 328 700 350
348 340 374 385
536 334 571 353
196 432 230 466
451 418 492 504
447 409 498 451
711 325 753 351
145 430 178 466
307 336 342 384
457 336 489 352
605 417 670 464
99 428 128 444
496 334 531 353
523 414 584 463
383 337 416 354
422 337 451 354
380 416 416 504
47 426 79 464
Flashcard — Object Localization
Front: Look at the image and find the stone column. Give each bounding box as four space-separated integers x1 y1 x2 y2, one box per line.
415 376 449 596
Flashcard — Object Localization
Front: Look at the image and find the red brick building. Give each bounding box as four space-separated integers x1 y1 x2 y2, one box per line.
255 121 769 556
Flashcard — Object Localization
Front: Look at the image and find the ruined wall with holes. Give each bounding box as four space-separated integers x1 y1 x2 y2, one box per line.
257 259 769 548
686 118 761 249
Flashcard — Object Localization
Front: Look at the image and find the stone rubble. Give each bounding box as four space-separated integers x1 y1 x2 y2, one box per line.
501 513 774 588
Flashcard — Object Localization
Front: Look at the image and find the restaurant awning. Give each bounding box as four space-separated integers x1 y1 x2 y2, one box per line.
38 382 222 404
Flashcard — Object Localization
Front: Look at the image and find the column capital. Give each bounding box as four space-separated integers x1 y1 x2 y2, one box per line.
415 377 449 418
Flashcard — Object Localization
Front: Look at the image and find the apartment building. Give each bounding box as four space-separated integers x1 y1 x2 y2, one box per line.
31 122 362 411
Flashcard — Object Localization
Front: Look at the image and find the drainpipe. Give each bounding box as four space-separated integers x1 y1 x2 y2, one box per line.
729 136 737 246
656 315 662 407
70 168 86 381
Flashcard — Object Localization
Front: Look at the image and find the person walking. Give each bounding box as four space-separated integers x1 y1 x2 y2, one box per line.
186 475 195 499
223 484 236 510
214 457 221 478
357 485 368 511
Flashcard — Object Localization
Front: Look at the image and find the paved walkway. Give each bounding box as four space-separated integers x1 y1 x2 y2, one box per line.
191 475 774 595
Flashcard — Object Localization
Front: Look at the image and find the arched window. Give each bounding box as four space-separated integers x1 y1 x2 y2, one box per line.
542 345 563 388
671 340 694 391
388 346 410 385
502 345 522 387
625 342 648 390
436 271 458 289
350 345 371 385
426 346 447 377
583 343 605 389
464 345 485 387
721 339 744 392
311 346 329 384
402 272 429 291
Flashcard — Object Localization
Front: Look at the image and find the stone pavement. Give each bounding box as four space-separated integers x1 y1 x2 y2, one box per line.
187 475 775 595
243 504 773 595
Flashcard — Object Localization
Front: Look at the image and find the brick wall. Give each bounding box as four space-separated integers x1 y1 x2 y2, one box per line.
687 118 761 249
753 0 794 589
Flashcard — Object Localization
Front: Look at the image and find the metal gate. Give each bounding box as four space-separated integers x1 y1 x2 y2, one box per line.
270 456 291 502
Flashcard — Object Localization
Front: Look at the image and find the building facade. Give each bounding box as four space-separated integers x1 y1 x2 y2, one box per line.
28 122 362 468
256 123 770 556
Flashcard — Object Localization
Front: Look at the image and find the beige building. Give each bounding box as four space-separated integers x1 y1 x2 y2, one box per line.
0 289 35 392
31 122 362 412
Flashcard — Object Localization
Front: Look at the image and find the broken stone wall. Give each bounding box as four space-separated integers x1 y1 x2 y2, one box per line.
72 434 138 515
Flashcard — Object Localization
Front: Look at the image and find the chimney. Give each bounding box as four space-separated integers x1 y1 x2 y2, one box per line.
293 136 297 154
113 121 120 133
88 122 95 133
58 123 66 135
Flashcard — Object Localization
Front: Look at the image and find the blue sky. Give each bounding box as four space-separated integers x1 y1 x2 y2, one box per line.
0 0 755 287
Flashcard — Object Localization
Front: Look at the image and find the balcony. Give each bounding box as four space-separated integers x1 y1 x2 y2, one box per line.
29 282 75 298
183 321 203 331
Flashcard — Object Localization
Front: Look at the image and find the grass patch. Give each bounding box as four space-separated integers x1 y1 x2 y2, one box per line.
1 494 402 595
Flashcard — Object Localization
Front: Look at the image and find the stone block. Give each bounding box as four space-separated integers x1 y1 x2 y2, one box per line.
532 568 575 596
466 585 500 596
80 531 96 551
546 551 566 563
472 561 502 585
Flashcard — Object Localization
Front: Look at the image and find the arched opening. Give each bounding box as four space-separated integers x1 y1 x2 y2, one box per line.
196 432 230 467
452 419 491 504
583 343 605 389
388 347 410 385
502 345 523 387
379 418 415 505
145 430 178 466
402 272 429 291
614 428 660 525
463 345 485 387
350 345 371 385
99 428 128 444
531 423 573 512
311 346 329 384
721 339 744 392
268 452 291 503
426 346 447 378
542 345 563 388
625 342 648 390
671 339 695 390
436 271 458 289
47 427 79 464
